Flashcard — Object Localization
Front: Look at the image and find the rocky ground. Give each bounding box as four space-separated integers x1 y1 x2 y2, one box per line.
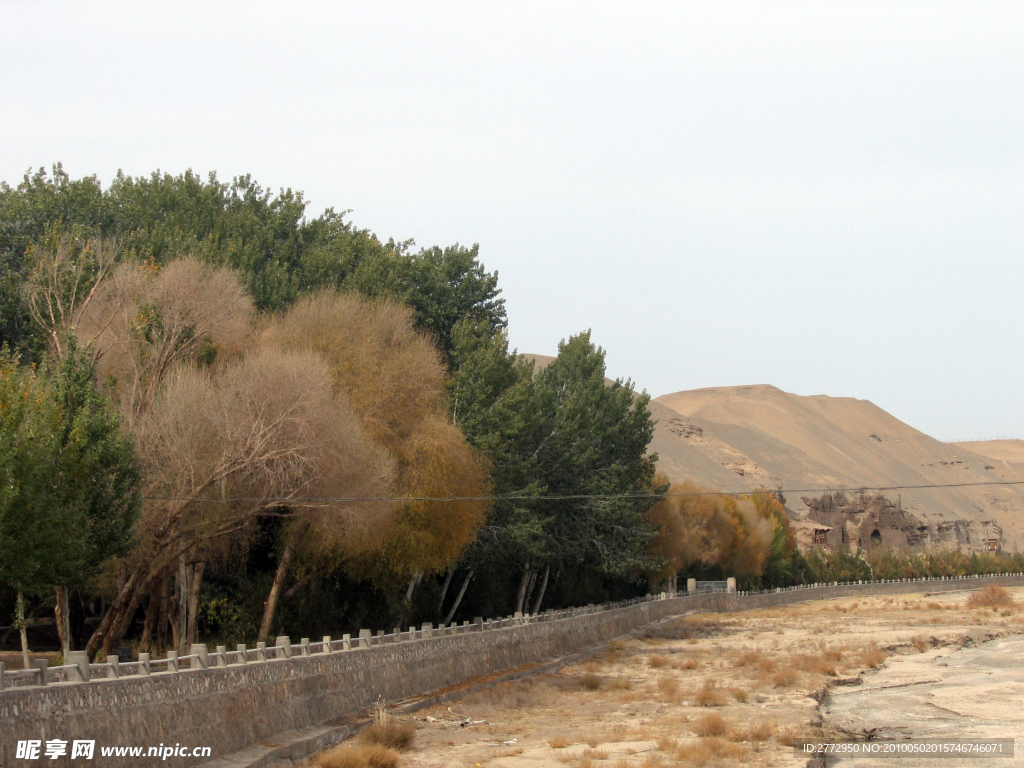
311 587 1024 768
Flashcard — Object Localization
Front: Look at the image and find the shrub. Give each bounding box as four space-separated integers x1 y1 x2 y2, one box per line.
693 679 726 707
770 669 798 688
360 721 414 751
747 721 774 742
580 673 604 690
315 745 399 768
967 585 1016 609
860 644 886 669
693 713 728 737
648 655 669 668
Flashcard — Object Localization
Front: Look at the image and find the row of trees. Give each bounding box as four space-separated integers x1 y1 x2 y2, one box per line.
4 167 1014 660
0 167 665 658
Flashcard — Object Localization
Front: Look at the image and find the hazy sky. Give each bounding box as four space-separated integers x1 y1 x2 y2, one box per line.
2 2 1021 440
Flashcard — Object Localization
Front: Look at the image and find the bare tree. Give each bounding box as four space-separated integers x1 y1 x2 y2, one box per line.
23 234 129 361
87 346 394 656
263 293 490 588
81 257 254 425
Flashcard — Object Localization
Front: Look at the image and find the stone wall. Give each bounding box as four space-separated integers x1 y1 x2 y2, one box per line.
2 574 1022 768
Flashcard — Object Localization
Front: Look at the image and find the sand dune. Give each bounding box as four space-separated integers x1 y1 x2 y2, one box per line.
652 386 1024 546
520 354 1022 546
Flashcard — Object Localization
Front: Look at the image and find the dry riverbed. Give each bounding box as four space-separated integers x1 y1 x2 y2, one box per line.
310 587 1024 768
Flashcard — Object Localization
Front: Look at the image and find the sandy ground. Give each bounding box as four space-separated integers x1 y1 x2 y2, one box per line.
824 633 1024 766
312 587 1024 768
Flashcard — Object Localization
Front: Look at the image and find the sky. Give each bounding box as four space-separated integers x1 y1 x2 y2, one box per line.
1 1 1022 441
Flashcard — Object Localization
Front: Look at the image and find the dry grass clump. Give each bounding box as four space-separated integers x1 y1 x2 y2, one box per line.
608 676 633 690
674 658 699 670
791 653 837 677
728 686 748 703
770 668 799 688
360 721 414 751
608 640 628 652
746 721 775 742
315 744 399 768
859 644 886 669
656 677 679 698
911 636 932 652
733 651 761 668
648 655 670 668
580 673 604 691
692 679 726 707
462 674 557 713
675 737 744 765
968 585 1016 609
656 735 678 751
774 726 798 746
821 646 843 662
692 712 728 737
583 748 610 760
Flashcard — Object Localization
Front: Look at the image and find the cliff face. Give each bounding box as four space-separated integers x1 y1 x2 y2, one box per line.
649 385 1024 550
801 491 1003 554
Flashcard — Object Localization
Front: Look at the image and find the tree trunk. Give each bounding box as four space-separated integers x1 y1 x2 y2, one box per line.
258 521 308 643
531 565 550 615
442 569 473 626
55 585 72 659
522 568 538 614
102 578 147 657
283 573 313 600
186 561 206 647
177 554 189 654
155 577 170 654
168 579 181 655
514 564 531 615
437 569 455 615
85 571 138 659
138 582 160 655
405 570 424 602
16 589 30 670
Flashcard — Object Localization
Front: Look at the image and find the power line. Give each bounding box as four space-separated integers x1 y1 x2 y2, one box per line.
142 478 1024 503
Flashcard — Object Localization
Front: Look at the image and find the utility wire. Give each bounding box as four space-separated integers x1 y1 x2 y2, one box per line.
142 478 1024 503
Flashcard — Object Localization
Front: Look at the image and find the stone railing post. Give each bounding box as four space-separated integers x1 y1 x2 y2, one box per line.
358 629 372 648
255 642 267 662
0 661 5 691
322 636 332 653
342 633 351 651
67 651 90 683
139 652 151 675
687 578 696 594
275 636 292 659
727 577 737 594
167 650 179 673
190 644 208 670
106 655 119 679
236 644 247 664
215 646 227 667
299 638 310 656
35 659 49 685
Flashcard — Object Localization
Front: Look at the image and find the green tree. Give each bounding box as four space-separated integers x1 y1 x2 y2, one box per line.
524 332 659 600
47 341 141 656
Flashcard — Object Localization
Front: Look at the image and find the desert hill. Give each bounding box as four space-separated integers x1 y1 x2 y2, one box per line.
521 355 1022 548
653 386 1024 548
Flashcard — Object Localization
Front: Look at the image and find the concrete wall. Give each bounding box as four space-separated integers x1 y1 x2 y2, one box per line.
2 574 1021 768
